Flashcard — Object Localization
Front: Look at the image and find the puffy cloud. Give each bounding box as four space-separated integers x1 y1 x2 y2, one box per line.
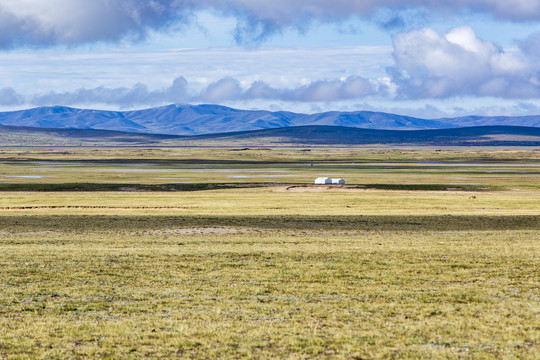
199 1 540 24
0 87 25 106
212 76 379 102
389 26 540 99
0 0 188 48
518 32 540 59
30 77 191 107
201 77 243 102
10 25 540 106
166 77 190 101
244 81 282 99
14 75 378 108
3 1 540 48
282 77 377 102
33 84 158 108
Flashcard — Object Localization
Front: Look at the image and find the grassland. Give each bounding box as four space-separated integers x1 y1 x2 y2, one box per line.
0 147 538 359
1 147 539 188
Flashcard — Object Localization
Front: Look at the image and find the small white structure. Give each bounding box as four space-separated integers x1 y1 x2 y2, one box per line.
314 177 332 184
314 177 346 185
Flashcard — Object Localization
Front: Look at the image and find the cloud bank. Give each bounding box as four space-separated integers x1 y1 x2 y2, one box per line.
390 26 540 99
0 76 381 108
4 26 540 107
3 1 540 48
5 22 540 108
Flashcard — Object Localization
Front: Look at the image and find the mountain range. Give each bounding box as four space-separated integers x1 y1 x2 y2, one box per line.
1 104 540 135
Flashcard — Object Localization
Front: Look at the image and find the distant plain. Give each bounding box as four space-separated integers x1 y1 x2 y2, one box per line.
0 147 538 358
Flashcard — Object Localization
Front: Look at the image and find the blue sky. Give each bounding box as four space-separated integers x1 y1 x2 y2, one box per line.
3 0 540 118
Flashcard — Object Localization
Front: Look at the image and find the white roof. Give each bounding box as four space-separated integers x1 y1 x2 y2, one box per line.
315 177 332 184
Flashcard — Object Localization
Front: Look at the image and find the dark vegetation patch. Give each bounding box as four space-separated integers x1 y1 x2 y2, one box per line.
1 215 538 232
0 183 496 192
0 183 274 192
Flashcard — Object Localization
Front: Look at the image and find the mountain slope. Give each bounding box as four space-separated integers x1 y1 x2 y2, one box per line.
0 105 457 135
1 104 540 136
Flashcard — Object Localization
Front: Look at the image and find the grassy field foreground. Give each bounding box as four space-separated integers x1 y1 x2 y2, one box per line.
0 212 538 359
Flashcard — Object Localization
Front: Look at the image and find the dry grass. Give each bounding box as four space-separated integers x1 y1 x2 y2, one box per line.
0 187 539 216
0 147 538 358
0 215 538 359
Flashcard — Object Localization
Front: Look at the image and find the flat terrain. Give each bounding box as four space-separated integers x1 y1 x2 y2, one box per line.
1 147 539 188
0 148 538 359
2 124 540 146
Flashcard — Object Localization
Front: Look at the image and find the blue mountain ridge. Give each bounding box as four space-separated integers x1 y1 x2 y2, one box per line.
0 104 539 135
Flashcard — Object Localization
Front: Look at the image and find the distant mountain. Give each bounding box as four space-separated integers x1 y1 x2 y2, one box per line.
1 124 539 147
1 105 540 136
439 115 540 128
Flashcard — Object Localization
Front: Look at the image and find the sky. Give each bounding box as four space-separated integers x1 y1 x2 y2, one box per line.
4 1 540 118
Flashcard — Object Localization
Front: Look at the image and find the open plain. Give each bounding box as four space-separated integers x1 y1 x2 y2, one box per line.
0 147 538 359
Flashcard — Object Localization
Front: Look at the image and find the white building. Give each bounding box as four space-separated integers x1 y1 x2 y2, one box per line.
314 177 346 184
314 177 332 184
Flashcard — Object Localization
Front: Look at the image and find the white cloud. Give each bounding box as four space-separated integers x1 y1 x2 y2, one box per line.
6 23 540 112
0 0 186 48
7 76 540 119
0 75 380 108
519 31 540 59
201 77 243 102
282 77 377 102
3 1 540 48
389 26 540 99
0 46 392 103
25 75 380 107
0 87 24 106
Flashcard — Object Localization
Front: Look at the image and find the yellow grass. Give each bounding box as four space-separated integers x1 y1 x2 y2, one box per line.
0 147 538 358
0 187 539 216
